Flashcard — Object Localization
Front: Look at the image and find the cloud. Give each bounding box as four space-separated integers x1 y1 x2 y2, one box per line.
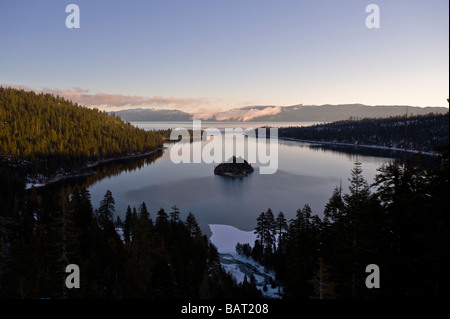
194 106 283 121
2 84 283 121
44 88 210 109
3 84 209 109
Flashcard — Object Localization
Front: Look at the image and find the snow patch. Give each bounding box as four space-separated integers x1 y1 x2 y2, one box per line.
115 227 124 242
208 224 283 298
222 263 246 284
209 224 257 255
26 183 45 189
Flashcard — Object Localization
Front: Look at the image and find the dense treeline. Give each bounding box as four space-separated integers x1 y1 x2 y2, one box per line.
0 87 163 177
278 113 449 153
0 183 259 298
1 157 448 298
237 158 449 298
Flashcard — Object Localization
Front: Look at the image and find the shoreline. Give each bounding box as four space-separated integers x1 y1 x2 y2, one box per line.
25 146 167 189
278 137 440 157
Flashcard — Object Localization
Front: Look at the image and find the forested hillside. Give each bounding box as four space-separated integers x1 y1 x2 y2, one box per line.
0 87 163 176
236 160 449 298
278 113 449 153
0 185 259 298
0 87 261 299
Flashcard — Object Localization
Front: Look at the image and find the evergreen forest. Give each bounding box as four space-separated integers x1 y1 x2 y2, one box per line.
237 159 449 298
278 113 449 153
0 87 163 180
0 182 261 298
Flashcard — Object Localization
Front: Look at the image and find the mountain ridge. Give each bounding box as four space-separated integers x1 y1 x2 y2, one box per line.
115 104 448 123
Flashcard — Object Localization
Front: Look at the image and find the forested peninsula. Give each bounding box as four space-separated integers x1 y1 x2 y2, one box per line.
0 87 163 183
278 113 449 154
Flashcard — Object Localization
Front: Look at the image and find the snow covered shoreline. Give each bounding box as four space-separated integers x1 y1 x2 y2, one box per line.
208 224 282 298
279 137 440 156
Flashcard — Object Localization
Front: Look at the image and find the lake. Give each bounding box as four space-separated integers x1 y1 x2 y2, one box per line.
85 121 404 233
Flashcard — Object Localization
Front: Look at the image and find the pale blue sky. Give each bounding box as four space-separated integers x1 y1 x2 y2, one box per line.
1 0 448 113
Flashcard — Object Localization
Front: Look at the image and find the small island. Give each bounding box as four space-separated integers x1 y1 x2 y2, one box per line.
214 156 254 178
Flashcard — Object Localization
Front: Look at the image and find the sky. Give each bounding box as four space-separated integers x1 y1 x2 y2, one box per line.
1 0 449 116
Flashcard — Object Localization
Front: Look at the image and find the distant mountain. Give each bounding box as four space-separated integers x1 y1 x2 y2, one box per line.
114 104 448 123
203 104 449 122
113 108 192 121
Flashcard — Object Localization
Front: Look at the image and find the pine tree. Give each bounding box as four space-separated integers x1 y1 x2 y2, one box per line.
156 208 169 228
139 202 150 220
275 212 288 245
170 205 180 223
284 204 320 298
96 190 115 229
308 257 335 299
326 161 383 298
251 240 263 263
371 160 450 297
138 202 152 231
254 208 275 253
156 208 169 224
125 202 154 297
254 211 267 246
48 191 80 298
344 161 370 298
123 206 133 247
265 208 276 253
324 185 345 222
185 212 201 238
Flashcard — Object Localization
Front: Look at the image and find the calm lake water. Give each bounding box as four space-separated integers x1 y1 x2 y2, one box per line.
87 121 402 232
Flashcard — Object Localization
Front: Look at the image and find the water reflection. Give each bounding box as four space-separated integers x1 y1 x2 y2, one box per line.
278 139 438 166
37 150 164 194
43 135 430 231
87 136 381 230
27 118 442 234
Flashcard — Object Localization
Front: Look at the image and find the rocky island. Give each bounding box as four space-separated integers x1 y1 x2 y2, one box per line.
214 156 254 178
